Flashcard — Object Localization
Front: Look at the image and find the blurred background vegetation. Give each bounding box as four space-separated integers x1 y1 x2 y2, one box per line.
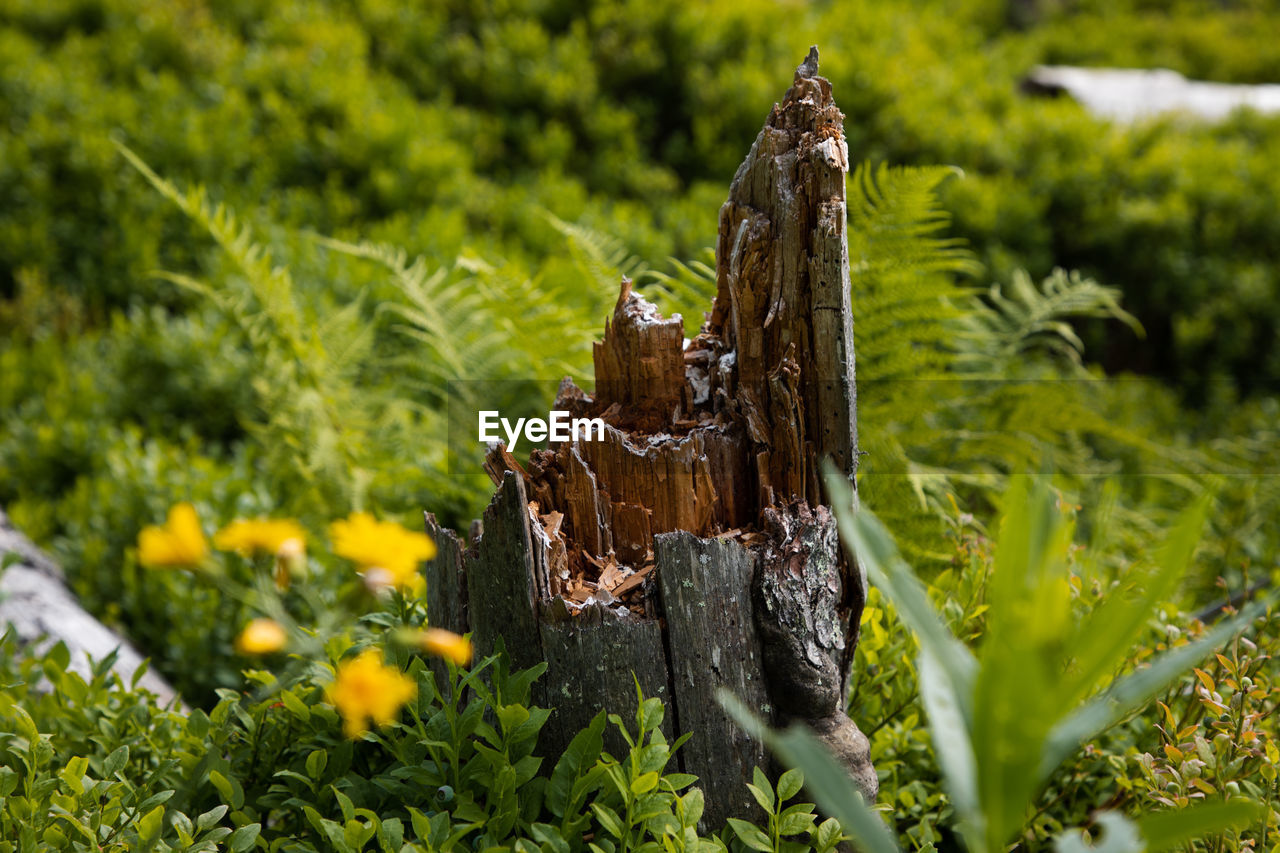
2 0 1279 847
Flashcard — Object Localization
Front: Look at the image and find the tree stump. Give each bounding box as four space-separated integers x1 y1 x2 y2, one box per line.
424 47 874 828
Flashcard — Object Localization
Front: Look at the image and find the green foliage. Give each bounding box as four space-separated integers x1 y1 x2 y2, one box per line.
0 635 254 852
2 630 852 851
817 467 1272 852
5 0 1280 397
3 3 1280 850
844 492 1280 851
725 768 845 853
3 0 1280 702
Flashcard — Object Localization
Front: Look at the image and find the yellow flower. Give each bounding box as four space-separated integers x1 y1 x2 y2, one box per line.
416 628 473 666
215 518 308 590
234 618 287 655
138 503 209 569
329 512 436 595
326 649 417 738
214 518 307 557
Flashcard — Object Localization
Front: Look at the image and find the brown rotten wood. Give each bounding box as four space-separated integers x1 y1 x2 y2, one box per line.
425 46 873 829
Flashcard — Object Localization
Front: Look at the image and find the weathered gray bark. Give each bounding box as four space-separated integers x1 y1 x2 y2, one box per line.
466 473 544 674
538 609 672 759
423 47 873 830
0 509 179 707
656 533 771 822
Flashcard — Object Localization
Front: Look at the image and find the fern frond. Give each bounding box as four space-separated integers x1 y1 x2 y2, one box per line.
639 248 717 336
953 268 1144 373
542 210 643 289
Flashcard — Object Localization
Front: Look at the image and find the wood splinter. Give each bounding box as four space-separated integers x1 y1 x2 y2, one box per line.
426 46 872 828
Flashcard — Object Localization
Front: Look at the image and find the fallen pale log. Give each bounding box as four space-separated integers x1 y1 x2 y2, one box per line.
425 47 873 828
0 509 179 707
1023 65 1280 122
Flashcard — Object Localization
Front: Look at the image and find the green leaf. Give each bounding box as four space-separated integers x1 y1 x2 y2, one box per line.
1137 800 1265 852
379 816 404 850
332 786 356 823
130 657 151 690
136 790 175 813
209 769 245 810
679 788 705 828
104 745 129 778
1043 595 1273 776
186 709 211 739
815 817 844 852
591 803 625 840
53 814 97 844
746 783 775 815
548 710 606 817
306 749 328 781
343 817 374 851
280 689 311 721
752 766 775 810
776 769 803 802
196 804 228 832
777 806 817 836
916 647 980 834
227 823 261 852
136 804 165 850
1063 495 1210 711
632 771 660 795
407 807 432 841
663 773 699 792
46 641 70 673
824 466 976 720
727 818 774 852
530 822 572 853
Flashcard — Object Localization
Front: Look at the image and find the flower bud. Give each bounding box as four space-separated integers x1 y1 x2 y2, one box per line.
362 566 395 595
235 618 287 655
274 537 307 590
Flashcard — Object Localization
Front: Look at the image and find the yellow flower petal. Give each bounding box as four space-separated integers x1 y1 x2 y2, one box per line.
330 512 435 594
325 649 417 739
417 628 472 666
215 518 307 557
138 503 209 568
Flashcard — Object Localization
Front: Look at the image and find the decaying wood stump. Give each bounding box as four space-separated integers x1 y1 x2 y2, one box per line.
424 47 874 827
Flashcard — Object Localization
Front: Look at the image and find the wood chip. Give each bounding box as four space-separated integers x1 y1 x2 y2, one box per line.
611 563 654 598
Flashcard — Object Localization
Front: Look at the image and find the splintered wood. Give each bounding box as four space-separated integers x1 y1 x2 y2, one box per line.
437 48 876 824
483 45 858 627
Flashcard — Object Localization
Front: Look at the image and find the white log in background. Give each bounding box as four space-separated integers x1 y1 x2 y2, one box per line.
1024 66 1280 122
0 508 179 707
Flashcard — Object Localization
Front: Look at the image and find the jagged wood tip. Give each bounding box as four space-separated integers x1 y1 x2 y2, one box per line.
796 45 819 79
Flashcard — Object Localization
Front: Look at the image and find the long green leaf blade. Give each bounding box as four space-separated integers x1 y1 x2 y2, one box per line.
1137 799 1264 852
1042 596 1272 776
824 465 977 720
718 691 899 853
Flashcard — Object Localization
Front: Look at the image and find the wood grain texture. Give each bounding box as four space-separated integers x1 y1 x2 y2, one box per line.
537 605 672 758
656 531 770 831
466 472 544 673
424 511 468 635
420 47 874 819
